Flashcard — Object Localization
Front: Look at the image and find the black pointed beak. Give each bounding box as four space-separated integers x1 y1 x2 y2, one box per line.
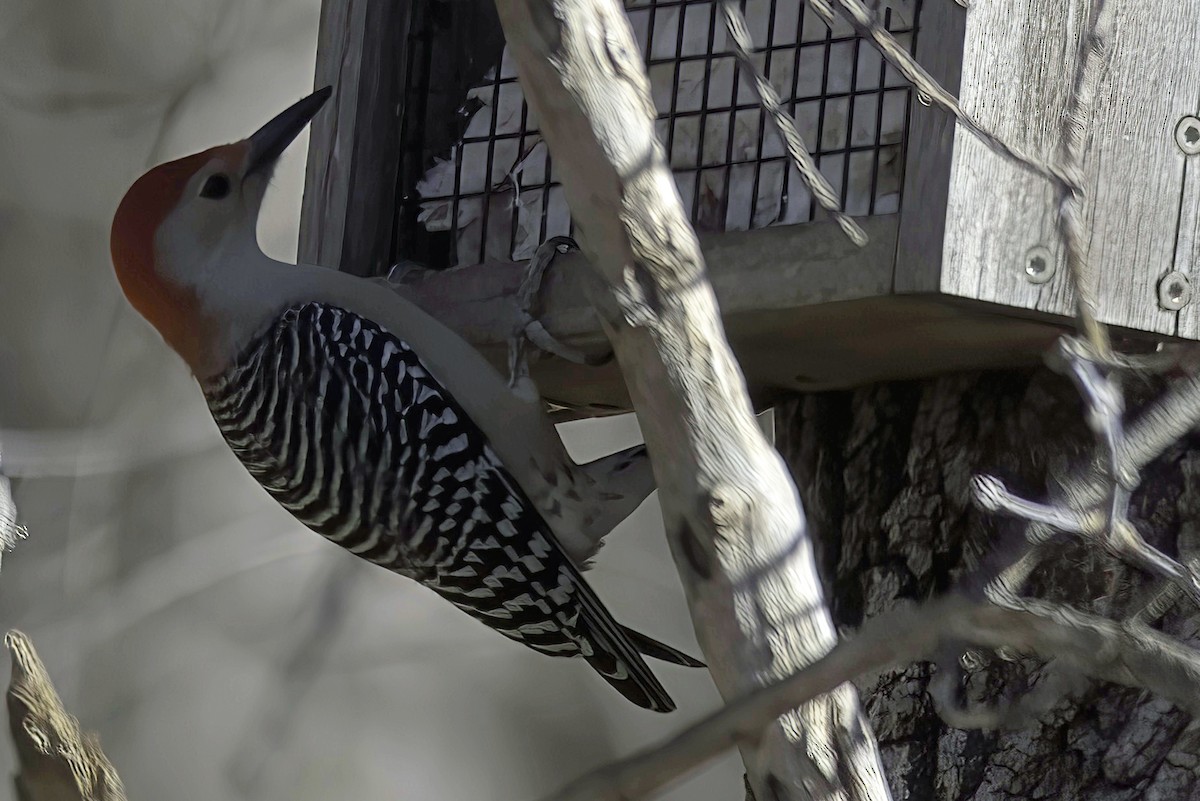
246 86 332 176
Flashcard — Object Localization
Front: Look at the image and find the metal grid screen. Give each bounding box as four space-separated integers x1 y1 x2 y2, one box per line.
400 0 920 268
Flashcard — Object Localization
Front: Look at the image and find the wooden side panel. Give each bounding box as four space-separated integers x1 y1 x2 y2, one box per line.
299 0 368 268
894 0 966 294
940 0 1200 337
299 0 409 276
939 0 1083 317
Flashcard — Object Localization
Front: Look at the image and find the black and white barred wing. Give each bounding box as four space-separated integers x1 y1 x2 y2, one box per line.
425 450 681 712
212 303 679 712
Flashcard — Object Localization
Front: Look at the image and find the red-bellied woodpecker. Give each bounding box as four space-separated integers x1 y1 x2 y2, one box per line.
109 87 700 711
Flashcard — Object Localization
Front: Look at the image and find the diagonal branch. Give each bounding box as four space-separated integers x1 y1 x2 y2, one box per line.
489 0 888 798
538 595 1200 801
813 0 1074 191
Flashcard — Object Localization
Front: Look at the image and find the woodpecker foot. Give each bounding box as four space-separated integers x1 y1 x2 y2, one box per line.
384 259 435 286
509 237 611 395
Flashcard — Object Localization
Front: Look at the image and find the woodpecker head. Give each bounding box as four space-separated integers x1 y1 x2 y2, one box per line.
110 87 332 375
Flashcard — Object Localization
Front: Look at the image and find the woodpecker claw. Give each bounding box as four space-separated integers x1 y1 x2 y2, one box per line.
508 236 598 389
385 259 432 286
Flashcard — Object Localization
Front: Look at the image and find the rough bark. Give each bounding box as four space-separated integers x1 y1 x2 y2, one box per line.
777 367 1200 801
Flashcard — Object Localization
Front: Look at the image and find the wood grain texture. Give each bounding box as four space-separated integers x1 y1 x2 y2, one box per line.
292 0 1069 415
298 0 369 268
893 0 965 294
940 0 1083 317
940 0 1200 337
298 0 409 277
1174 142 1200 338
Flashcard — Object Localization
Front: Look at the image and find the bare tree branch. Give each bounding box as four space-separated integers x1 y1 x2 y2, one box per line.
829 0 1200 736
830 0 1111 355
470 0 1200 796
488 0 888 798
957 354 1200 728
538 594 1200 801
6 631 126 801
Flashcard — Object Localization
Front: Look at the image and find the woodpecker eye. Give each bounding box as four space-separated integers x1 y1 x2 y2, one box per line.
199 173 232 200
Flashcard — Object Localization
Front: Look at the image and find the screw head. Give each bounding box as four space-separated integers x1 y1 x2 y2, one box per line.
1176 116 1200 155
1158 271 1192 310
1024 245 1056 284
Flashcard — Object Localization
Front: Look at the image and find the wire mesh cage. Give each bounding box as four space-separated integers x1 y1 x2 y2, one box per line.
304 0 1200 405
396 0 921 269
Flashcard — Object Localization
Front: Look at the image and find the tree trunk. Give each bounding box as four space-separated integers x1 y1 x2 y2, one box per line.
777 368 1200 801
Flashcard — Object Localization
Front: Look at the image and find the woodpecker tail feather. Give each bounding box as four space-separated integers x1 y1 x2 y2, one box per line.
620 625 706 668
567 558 678 712
580 623 677 713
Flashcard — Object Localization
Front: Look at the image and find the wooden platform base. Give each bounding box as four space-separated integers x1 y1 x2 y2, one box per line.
379 215 1122 418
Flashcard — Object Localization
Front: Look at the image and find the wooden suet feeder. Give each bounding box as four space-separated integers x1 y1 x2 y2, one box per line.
299 0 1199 418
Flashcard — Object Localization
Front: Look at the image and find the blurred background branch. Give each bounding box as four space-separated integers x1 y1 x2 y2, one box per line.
6 630 126 801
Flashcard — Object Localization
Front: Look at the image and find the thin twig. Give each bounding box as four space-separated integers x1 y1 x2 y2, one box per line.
834 0 1112 353
828 0 1113 361
973 341 1200 608
494 0 890 797
812 0 1076 191
1055 0 1111 355
719 1 867 246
